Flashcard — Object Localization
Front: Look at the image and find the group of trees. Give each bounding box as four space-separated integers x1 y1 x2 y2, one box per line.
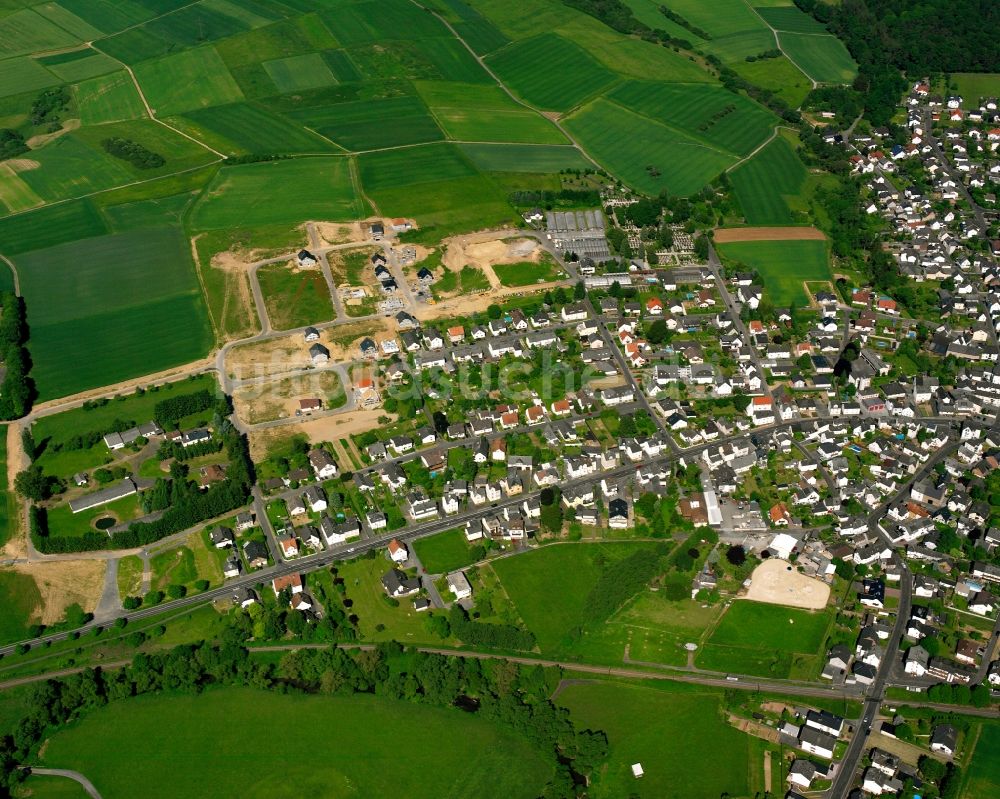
0 292 33 420
31 422 254 553
29 86 69 130
0 129 27 160
101 137 165 169
154 388 222 427
585 544 671 623
447 605 537 652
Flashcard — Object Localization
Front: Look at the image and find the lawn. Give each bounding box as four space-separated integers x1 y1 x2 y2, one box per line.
0 569 41 645
256 264 335 330
566 98 736 196
338 556 440 644
15 227 213 400
493 255 563 287
716 238 830 306
696 599 833 679
609 592 724 666
491 542 656 653
190 158 360 230
39 688 554 799
133 46 244 116
608 81 777 157
778 32 857 84
19 775 91 798
951 73 1000 102
963 724 1000 798
556 681 753 799
486 33 617 112
457 143 588 172
413 527 478 574
45 495 144 540
730 135 808 224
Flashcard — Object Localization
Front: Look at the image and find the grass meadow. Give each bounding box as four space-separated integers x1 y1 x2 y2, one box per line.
457 143 588 172
39 688 554 799
556 681 754 799
413 527 478 574
951 73 1000 102
695 599 833 679
963 724 1000 798
730 135 808 224
0 570 41 645
778 32 857 83
716 238 831 306
733 55 812 108
756 6 830 33
256 264 335 330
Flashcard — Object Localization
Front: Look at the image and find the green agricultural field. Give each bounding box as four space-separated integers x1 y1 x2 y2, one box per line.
256 264 335 330
696 599 833 679
433 107 566 144
730 135 808 224
0 57 59 99
14 227 212 399
732 55 812 108
702 29 777 63
173 102 337 156
457 143 588 172
0 199 109 255
286 95 443 151
0 9 78 59
716 238 830 306
566 98 735 196
263 52 337 93
39 689 553 799
0 569 41 645
41 51 120 83
0 163 43 214
133 46 244 116
486 33 617 112
556 681 754 799
951 73 1000 103
779 32 857 84
102 192 195 232
494 254 563 287
413 527 478 574
74 71 147 125
492 542 657 653
17 135 134 203
608 81 776 156
73 119 217 178
0 429 9 549
659 0 768 38
53 0 155 35
755 5 829 33
18 775 91 799
964 724 1000 798
190 158 360 230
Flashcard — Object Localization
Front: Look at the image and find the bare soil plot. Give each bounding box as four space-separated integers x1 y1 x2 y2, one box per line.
233 369 345 426
248 407 396 460
744 558 830 610
714 226 826 243
11 560 106 624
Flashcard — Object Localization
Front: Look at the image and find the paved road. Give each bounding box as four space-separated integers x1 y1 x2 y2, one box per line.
20 768 103 799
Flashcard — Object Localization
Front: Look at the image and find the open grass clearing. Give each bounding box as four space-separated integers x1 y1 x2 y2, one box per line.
39 688 553 799
413 526 477 574
566 97 735 196
190 158 359 230
556 681 754 799
493 254 563 287
257 263 335 330
778 32 857 84
716 237 830 306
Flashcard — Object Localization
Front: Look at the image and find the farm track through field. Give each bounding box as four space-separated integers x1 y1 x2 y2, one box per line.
743 3 817 89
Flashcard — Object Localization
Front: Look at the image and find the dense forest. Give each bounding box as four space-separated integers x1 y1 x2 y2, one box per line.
796 0 1000 123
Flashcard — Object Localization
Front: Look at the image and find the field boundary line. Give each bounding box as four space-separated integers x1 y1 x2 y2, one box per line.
741 1 817 89
408 0 604 173
725 125 797 173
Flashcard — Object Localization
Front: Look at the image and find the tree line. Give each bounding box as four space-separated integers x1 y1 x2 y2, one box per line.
0 292 33 420
101 137 165 170
0 639 607 799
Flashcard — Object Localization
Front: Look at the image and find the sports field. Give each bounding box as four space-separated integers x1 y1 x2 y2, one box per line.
556 681 754 799
695 599 833 679
413 527 478 574
486 33 617 112
716 238 830 306
779 32 857 84
566 98 736 196
730 135 808 224
14 227 213 399
256 264 335 330
39 688 554 799
190 158 360 230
